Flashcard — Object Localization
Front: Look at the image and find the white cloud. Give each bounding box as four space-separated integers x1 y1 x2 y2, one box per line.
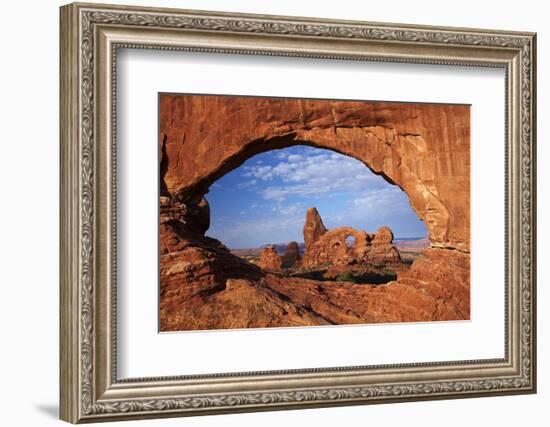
287 154 304 163
237 179 257 189
207 147 427 247
243 151 382 201
243 165 273 181
250 202 268 209
208 212 305 248
275 202 304 216
352 188 403 209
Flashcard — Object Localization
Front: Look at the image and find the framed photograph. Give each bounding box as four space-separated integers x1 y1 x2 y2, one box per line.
60 2 537 423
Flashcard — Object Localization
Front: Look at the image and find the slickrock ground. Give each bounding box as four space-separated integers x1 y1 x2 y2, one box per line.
160 251 469 331
159 94 470 332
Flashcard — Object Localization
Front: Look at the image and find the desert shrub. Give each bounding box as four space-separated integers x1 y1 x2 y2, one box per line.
290 270 326 281
336 272 357 283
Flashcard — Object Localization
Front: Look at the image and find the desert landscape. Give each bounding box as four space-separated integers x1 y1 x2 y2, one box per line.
159 94 470 332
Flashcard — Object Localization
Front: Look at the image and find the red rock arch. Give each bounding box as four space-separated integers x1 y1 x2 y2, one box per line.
160 94 470 252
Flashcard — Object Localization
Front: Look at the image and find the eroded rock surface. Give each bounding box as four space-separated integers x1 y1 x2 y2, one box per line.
302 209 401 268
282 241 301 268
258 246 283 271
303 208 328 248
160 237 470 331
160 95 470 250
159 94 470 331
159 199 469 331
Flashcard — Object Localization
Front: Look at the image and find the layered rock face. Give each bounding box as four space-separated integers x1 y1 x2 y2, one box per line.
303 208 328 248
159 94 470 331
282 241 301 268
160 94 470 251
160 195 210 235
255 241 302 271
160 224 265 331
302 208 401 268
258 246 283 271
161 259 469 331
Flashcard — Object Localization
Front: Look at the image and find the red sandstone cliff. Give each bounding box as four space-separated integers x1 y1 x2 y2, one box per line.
159 94 470 332
160 94 470 251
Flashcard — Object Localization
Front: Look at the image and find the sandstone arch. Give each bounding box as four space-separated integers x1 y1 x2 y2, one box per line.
301 209 401 268
159 94 471 330
160 95 470 252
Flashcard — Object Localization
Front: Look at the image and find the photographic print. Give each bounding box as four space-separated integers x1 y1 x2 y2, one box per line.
60 5 536 420
159 94 470 332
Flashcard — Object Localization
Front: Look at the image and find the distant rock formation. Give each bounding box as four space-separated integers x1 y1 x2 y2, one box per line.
373 225 393 244
302 209 401 268
258 246 283 271
303 208 328 248
369 226 402 264
282 241 301 268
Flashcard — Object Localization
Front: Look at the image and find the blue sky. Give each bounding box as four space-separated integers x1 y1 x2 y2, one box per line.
206 146 427 249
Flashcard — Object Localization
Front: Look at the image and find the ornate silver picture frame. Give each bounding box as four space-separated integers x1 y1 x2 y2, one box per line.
60 2 536 423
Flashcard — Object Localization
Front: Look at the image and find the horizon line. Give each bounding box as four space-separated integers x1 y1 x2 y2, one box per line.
226 235 429 250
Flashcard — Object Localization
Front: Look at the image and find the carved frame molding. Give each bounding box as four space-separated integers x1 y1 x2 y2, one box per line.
60 2 536 423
